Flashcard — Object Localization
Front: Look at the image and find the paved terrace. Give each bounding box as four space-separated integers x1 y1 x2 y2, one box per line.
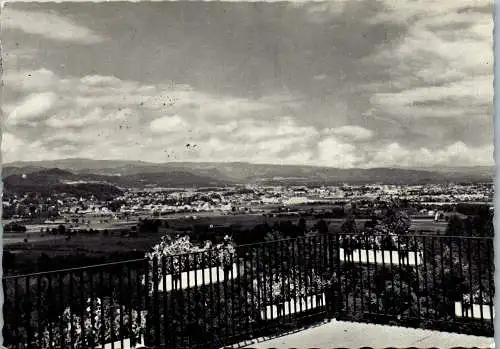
233 320 495 348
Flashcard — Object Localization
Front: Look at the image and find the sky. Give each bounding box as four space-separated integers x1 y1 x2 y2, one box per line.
1 0 494 168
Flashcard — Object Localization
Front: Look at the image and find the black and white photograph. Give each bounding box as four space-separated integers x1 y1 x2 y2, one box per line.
0 1 495 348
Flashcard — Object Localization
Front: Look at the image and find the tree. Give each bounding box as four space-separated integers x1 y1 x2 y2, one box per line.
315 219 329 234
5 223 27 233
472 213 494 237
297 218 307 236
446 214 465 237
364 215 378 230
276 220 299 238
130 226 138 238
381 208 411 235
464 217 473 236
3 251 16 272
57 224 66 236
341 216 357 235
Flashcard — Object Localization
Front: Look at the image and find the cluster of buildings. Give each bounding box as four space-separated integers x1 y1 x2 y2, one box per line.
3 183 493 222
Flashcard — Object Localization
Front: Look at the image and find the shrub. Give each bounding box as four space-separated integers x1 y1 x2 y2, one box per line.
38 297 146 348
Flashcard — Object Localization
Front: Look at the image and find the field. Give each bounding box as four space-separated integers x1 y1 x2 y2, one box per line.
166 213 447 233
3 213 447 275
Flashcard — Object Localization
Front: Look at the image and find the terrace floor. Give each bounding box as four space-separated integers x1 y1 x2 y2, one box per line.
233 320 495 348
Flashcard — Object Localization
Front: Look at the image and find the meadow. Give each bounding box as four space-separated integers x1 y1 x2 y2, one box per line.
3 213 447 275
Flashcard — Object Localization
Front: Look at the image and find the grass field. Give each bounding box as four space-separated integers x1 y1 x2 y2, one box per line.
4 213 447 264
166 214 447 233
3 209 449 276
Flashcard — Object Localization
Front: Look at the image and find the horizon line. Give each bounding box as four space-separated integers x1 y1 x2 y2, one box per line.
3 157 493 170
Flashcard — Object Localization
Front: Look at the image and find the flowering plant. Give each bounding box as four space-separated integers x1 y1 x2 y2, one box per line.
339 231 422 253
252 269 331 305
38 297 146 349
146 235 211 274
215 235 237 270
145 235 237 290
461 287 492 308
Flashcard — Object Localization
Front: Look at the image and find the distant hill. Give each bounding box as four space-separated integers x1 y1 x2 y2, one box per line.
3 159 494 188
109 170 230 188
2 165 231 199
2 169 124 200
419 165 495 180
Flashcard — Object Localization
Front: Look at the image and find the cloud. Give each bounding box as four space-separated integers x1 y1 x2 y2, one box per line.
5 92 58 125
3 69 320 165
150 115 189 134
1 132 24 163
3 69 57 91
1 1 493 168
313 74 328 81
317 136 362 168
326 125 374 141
45 107 117 129
362 0 492 123
299 1 349 23
80 75 123 87
1 132 65 163
1 8 105 44
367 141 493 168
3 66 494 168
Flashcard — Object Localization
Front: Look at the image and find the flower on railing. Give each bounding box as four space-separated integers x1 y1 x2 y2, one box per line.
216 235 237 270
146 235 205 273
38 297 146 349
145 235 237 291
339 231 422 254
146 235 236 272
312 273 332 290
251 269 330 305
462 288 492 308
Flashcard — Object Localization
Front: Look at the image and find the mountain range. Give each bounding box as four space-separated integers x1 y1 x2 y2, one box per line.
2 159 494 198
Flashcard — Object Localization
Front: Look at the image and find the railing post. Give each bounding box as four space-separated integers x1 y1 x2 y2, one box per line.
144 258 151 347
327 233 338 319
152 256 160 346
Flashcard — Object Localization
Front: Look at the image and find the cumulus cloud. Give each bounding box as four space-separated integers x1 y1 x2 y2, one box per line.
1 8 105 44
44 107 119 129
317 136 363 168
6 92 58 125
363 0 492 123
299 1 349 23
325 125 374 141
3 63 494 168
2 132 66 163
3 69 320 165
1 133 25 163
150 115 189 134
2 69 57 91
1 1 493 168
80 75 123 87
367 141 493 168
